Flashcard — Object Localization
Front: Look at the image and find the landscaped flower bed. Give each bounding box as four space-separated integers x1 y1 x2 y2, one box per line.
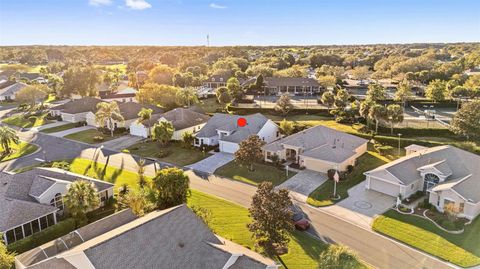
424 209 469 231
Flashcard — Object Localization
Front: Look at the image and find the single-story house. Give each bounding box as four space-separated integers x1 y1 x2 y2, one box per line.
130 107 210 139
243 77 320 96
202 74 230 89
0 167 114 245
16 72 47 84
50 97 103 123
101 87 138 103
195 113 280 154
86 102 162 130
0 82 27 101
15 205 279 269
364 145 480 220
263 125 368 173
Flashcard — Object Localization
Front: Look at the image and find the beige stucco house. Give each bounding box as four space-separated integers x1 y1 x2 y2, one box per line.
262 125 368 173
365 145 480 220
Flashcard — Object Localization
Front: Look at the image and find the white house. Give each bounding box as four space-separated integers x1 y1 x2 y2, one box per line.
364 145 480 220
263 125 368 173
86 102 162 130
194 113 280 154
0 167 114 245
130 107 210 139
0 82 27 101
50 97 103 123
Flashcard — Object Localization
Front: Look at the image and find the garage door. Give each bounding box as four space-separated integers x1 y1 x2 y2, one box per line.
219 141 239 154
369 178 400 197
303 158 330 173
130 124 148 138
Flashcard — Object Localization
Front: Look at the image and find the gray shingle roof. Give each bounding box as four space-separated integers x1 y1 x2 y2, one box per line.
155 108 210 130
58 97 103 114
117 102 162 120
0 173 57 232
243 77 319 88
0 82 27 97
29 176 56 198
197 113 270 143
365 146 480 203
263 125 368 163
21 205 276 269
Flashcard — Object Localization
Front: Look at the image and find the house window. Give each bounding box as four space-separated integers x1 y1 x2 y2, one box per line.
5 230 15 244
423 173 440 192
50 193 64 211
276 131 280 137
40 216 48 230
14 226 23 241
23 223 33 237
46 214 55 226
459 203 465 213
31 219 40 234
443 199 455 211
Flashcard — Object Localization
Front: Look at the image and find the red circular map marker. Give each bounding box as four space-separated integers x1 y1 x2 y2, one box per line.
237 117 247 127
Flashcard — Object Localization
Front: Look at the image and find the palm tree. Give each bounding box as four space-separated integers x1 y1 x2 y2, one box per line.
176 87 198 107
137 108 153 139
137 158 147 189
95 101 124 137
369 104 387 134
0 126 19 155
63 180 100 227
152 121 174 146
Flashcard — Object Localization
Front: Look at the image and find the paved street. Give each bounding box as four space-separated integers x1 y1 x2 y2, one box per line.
0 130 456 269
99 135 144 150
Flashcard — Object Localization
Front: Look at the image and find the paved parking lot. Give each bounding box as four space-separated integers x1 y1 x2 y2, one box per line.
185 152 234 174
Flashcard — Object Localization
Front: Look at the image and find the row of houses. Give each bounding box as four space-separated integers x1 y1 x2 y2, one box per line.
202 75 321 95
192 112 480 220
49 97 210 140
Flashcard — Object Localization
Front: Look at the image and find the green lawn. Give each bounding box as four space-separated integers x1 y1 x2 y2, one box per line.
198 97 222 114
40 123 79 134
127 141 211 166
0 141 38 162
307 151 390 207
187 190 367 269
2 113 52 128
372 210 480 267
215 162 296 186
64 129 123 144
68 158 143 192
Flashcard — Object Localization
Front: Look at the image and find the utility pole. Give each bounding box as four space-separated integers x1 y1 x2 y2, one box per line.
206 34 210 47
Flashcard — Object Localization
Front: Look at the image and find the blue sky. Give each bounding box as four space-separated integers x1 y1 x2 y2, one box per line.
0 0 479 46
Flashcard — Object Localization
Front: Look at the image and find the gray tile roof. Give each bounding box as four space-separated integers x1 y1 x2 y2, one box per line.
263 125 368 163
0 173 57 232
21 205 276 269
0 82 27 97
197 113 270 143
365 146 480 203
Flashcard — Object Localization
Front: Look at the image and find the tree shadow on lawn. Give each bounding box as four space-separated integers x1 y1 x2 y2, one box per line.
287 231 328 261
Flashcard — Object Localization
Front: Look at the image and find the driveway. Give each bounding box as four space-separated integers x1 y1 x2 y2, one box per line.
322 182 396 228
277 169 327 200
48 125 94 137
99 135 144 151
185 152 234 174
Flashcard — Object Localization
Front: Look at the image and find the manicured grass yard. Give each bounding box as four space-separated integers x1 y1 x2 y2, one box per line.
215 162 296 186
68 158 143 192
0 141 38 162
40 123 79 133
2 113 52 128
198 97 222 113
64 129 123 144
307 151 390 207
187 190 369 269
127 141 211 166
372 210 480 267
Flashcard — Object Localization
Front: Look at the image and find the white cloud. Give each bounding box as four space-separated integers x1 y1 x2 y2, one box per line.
125 0 152 10
89 0 113 6
209 3 226 9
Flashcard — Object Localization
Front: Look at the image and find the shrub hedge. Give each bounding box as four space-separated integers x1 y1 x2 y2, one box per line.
7 218 76 254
